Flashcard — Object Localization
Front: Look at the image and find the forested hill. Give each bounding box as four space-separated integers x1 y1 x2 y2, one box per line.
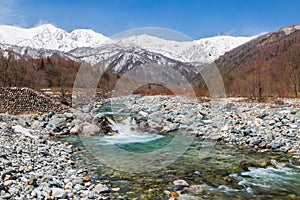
214 24 300 99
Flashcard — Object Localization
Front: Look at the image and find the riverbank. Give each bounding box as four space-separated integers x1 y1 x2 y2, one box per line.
0 114 122 199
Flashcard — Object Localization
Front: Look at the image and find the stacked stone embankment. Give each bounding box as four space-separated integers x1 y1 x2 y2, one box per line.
0 87 66 114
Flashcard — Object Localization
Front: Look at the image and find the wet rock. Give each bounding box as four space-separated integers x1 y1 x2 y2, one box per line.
170 191 179 198
94 183 109 194
83 176 91 182
172 179 190 192
172 184 188 192
173 180 189 186
181 185 204 195
111 187 120 192
0 182 4 190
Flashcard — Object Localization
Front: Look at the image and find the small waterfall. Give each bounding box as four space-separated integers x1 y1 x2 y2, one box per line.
100 117 164 145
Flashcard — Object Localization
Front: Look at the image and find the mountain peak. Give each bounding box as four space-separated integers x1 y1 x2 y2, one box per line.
32 23 61 32
0 24 255 63
116 33 255 63
0 24 109 51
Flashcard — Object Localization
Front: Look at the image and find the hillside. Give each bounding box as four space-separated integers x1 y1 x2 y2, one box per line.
212 24 300 99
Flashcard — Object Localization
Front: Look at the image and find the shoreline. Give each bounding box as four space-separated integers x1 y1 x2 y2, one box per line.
0 114 121 199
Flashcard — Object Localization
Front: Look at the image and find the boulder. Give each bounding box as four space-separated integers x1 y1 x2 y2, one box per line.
80 123 101 136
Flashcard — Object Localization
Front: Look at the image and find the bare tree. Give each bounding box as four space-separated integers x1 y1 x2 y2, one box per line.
248 60 265 101
286 44 300 97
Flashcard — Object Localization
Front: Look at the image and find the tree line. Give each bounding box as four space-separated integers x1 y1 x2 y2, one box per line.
0 54 80 89
1 47 300 101
221 44 300 100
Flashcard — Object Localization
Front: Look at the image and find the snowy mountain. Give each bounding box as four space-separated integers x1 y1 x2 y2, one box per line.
0 43 78 60
69 43 200 82
66 34 256 65
0 24 109 52
0 24 256 64
0 42 200 85
117 34 256 63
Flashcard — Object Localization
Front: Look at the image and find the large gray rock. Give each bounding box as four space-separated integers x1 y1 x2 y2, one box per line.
80 123 101 136
51 188 67 199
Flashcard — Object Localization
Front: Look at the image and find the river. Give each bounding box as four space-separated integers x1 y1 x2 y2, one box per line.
57 101 300 199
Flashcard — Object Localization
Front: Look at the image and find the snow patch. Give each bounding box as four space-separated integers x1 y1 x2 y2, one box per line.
280 24 300 35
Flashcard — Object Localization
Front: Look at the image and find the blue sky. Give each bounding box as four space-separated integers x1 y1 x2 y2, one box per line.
1 0 300 39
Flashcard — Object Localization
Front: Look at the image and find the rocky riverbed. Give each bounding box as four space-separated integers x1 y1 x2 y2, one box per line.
5 93 299 155
0 114 122 200
0 95 300 199
120 95 300 155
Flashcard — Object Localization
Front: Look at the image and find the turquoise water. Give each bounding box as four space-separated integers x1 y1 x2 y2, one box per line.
57 101 300 199
59 135 300 199
116 135 174 153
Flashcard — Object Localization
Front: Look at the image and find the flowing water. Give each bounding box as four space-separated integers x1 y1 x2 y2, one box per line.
57 102 300 199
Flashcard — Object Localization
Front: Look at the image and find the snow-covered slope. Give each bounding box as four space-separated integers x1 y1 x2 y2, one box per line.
117 34 256 63
0 24 109 52
279 24 300 35
69 43 199 81
0 43 78 60
0 24 256 64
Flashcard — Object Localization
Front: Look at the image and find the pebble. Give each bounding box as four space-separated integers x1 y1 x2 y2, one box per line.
173 179 189 186
0 114 113 199
171 191 179 198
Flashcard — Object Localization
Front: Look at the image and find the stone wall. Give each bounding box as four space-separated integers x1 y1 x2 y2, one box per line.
0 87 66 114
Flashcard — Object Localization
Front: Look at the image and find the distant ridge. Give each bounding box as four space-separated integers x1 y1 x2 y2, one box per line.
0 24 256 63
